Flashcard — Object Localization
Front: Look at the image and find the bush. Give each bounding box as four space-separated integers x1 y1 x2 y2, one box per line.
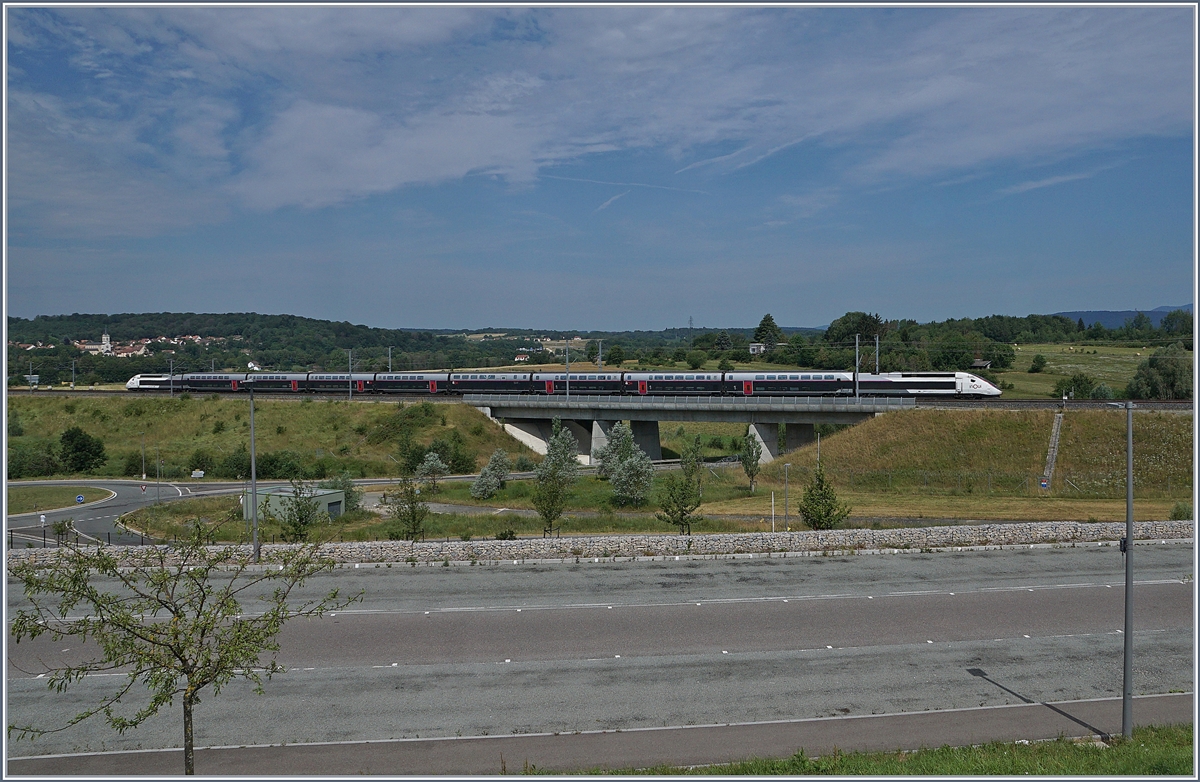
8 410 24 437
685 350 708 370
123 450 144 477
188 449 216 475
318 470 364 513
1126 343 1193 400
1169 502 1192 521
1028 354 1047 373
1053 373 1097 400
214 443 251 479
798 463 851 530
718 358 734 371
495 529 517 540
513 454 536 472
256 450 305 480
1089 383 1115 400
7 438 60 479
59 426 106 473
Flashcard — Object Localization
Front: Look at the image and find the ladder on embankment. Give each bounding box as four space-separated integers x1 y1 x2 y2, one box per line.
1042 412 1064 488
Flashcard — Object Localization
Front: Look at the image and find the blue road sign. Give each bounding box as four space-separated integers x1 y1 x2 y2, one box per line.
1039 477 1049 490
76 495 85 503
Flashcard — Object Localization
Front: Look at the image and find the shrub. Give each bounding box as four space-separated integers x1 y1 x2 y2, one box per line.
8 410 24 437
214 443 251 479
513 454 536 472
799 462 851 530
123 450 144 477
1126 343 1193 400
7 438 60 479
59 426 106 473
495 529 517 540
318 470 365 512
685 350 708 370
1053 373 1097 400
1169 502 1192 521
1028 354 1047 373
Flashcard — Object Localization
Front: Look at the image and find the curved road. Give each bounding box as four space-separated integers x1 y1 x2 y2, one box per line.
7 543 1193 773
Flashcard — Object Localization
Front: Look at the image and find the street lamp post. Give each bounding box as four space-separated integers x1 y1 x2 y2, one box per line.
155 443 161 505
141 432 146 480
1109 400 1135 738
565 340 570 399
248 379 260 563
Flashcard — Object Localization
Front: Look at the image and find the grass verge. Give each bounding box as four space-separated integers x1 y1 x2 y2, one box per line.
6 486 112 515
569 723 1192 776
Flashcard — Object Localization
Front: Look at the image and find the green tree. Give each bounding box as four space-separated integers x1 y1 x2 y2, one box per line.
8 409 24 437
932 332 973 371
798 463 851 530
532 420 579 536
739 431 762 492
59 426 106 473
715 331 733 351
1028 354 1047 373
187 449 215 475
585 340 599 363
1125 343 1193 400
824 312 885 344
753 314 785 346
415 452 449 493
278 480 329 543
685 350 708 370
593 422 636 480
470 449 512 499
604 344 626 366
380 476 428 541
7 523 360 775
215 443 251 480
655 466 702 535
1160 309 1193 337
1053 373 1097 400
718 357 734 371
611 449 654 507
317 471 364 513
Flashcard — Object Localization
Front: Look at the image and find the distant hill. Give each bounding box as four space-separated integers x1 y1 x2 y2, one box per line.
1053 305 1192 330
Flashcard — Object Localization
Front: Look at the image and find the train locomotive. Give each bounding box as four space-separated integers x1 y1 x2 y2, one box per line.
126 369 1002 398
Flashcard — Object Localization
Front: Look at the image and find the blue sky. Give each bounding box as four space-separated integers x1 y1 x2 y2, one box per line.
5 5 1195 331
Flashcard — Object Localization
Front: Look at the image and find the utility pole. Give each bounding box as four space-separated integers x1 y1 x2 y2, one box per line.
155 443 161 505
565 339 570 399
141 432 146 480
168 358 174 398
348 349 353 401
1108 399 1136 738
250 379 260 563
388 346 393 372
597 339 603 369
71 359 75 389
875 334 880 375
854 335 859 398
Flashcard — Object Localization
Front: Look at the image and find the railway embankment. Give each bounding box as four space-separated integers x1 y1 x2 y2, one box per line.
7 520 1191 567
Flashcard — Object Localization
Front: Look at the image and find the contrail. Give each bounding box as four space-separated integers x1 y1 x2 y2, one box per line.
594 191 630 212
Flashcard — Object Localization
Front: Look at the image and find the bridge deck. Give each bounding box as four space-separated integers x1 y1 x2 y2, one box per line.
464 394 914 424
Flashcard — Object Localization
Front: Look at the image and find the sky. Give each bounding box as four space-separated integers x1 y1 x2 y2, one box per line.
4 5 1196 331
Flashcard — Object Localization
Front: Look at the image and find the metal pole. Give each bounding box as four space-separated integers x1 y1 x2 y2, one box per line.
141 432 146 480
388 346 392 372
169 359 173 398
250 381 260 563
155 444 161 505
71 359 75 389
854 335 859 398
597 339 603 369
565 339 570 399
875 334 879 375
348 349 353 401
1122 399 1134 738
817 432 820 466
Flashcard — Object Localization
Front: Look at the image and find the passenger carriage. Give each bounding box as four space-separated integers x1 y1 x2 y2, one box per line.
532 372 623 394
622 372 724 395
450 372 532 393
374 373 449 394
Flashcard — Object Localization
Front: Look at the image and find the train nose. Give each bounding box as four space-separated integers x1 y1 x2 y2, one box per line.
125 377 137 390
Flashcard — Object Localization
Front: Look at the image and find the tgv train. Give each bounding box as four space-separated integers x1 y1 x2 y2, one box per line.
126 370 1002 398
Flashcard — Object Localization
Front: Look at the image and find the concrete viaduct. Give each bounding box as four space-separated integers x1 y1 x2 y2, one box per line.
464 394 915 465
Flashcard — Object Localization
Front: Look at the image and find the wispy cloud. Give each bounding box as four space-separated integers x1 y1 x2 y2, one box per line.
542 175 708 195
997 171 1095 196
594 190 630 212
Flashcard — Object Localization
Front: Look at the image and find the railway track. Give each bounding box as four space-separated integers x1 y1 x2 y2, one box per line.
16 389 1194 412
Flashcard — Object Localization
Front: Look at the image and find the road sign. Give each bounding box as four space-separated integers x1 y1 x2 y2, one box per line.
1039 476 1049 489
141 485 147 493
76 495 85 504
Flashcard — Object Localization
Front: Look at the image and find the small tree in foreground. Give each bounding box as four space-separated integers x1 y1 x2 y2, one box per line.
7 524 360 775
656 472 702 535
470 449 512 500
380 476 428 541
739 431 763 492
415 452 449 494
533 420 579 536
798 463 851 530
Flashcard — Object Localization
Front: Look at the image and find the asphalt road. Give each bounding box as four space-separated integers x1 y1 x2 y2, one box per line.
6 543 1193 773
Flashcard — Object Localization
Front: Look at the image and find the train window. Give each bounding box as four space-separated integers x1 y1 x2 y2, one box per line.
685 375 694 380
755 375 765 380
801 375 811 380
766 375 776 380
790 375 799 380
489 375 496 379
824 375 835 380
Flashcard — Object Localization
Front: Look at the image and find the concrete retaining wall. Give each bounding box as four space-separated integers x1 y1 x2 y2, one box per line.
7 521 1191 568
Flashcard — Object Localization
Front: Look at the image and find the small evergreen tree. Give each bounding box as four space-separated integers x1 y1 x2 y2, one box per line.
798 463 851 530
59 426 106 473
611 449 654 507
655 472 702 535
594 422 636 480
415 452 449 494
1028 354 1047 373
739 432 762 492
380 476 428 541
470 449 512 499
278 480 329 543
532 420 579 535
753 313 785 346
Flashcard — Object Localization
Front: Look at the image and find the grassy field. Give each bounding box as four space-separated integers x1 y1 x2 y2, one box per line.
1002 342 1186 398
6 486 112 515
579 724 1192 776
7 395 539 480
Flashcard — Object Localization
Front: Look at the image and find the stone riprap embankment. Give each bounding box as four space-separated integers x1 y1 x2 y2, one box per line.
7 521 1191 568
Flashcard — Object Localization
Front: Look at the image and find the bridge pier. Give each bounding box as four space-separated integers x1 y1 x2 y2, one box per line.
630 420 663 461
498 418 592 464
591 420 617 463
750 422 815 464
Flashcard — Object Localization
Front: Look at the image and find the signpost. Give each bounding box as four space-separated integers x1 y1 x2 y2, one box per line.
1039 476 1049 490
75 495 85 504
